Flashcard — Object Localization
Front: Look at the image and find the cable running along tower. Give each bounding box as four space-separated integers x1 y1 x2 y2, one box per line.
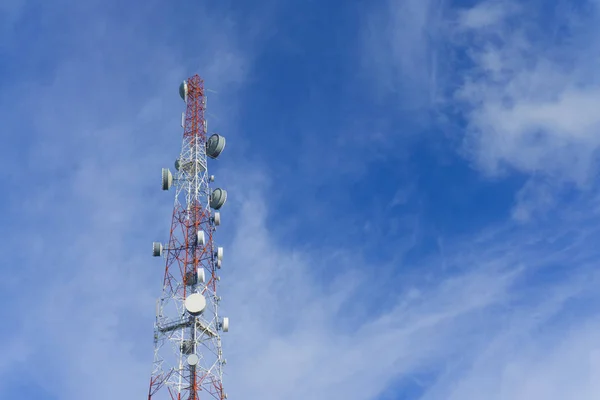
148 74 229 400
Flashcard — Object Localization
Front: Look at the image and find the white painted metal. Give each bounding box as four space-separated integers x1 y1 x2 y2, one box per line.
206 134 226 159
185 293 206 315
179 80 188 101
187 354 199 366
210 188 227 209
197 230 206 246
152 242 163 257
161 168 173 190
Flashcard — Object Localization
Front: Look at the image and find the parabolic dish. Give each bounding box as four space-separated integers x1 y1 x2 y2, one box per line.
152 242 163 257
162 168 173 191
187 354 199 366
179 80 188 101
197 230 206 246
206 134 226 159
197 268 206 284
185 293 206 315
210 188 227 210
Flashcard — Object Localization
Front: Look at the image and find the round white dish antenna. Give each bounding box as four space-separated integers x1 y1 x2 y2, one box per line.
152 242 163 257
162 168 173 190
206 134 226 159
197 230 206 246
221 317 229 332
216 247 223 261
213 212 221 226
185 293 206 315
187 354 199 366
210 188 227 210
197 268 206 284
210 175 215 182
179 80 188 101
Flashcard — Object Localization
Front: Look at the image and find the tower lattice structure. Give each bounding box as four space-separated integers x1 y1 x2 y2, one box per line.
148 74 229 400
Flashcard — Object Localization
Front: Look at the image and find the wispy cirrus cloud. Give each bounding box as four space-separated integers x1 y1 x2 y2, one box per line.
363 0 600 219
5 1 600 400
452 0 600 185
222 174 600 400
361 0 444 108
363 0 600 185
350 1 600 398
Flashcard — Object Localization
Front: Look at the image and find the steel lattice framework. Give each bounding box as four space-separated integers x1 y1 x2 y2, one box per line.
148 74 229 400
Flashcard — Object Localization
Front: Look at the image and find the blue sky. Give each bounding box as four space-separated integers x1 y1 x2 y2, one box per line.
3 0 600 398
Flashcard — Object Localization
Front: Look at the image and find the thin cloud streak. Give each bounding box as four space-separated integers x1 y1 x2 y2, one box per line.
361 0 444 108
452 0 600 185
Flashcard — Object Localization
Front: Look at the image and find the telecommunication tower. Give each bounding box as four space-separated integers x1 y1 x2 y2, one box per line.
147 74 230 400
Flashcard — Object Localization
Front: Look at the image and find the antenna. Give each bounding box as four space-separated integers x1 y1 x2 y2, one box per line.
147 75 229 400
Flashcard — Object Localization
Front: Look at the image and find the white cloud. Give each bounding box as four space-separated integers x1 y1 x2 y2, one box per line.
453 0 600 185
418 265 600 400
361 0 443 107
219 185 600 400
364 0 600 222
0 2 252 398
456 0 518 30
220 179 528 400
5 2 600 400
510 177 558 222
5 61 600 399
7 151 600 399
7 46 597 397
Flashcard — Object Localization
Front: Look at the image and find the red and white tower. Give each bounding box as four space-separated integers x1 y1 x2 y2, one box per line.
148 74 229 400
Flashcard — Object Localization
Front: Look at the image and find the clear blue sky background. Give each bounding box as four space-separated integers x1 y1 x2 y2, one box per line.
3 0 600 399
